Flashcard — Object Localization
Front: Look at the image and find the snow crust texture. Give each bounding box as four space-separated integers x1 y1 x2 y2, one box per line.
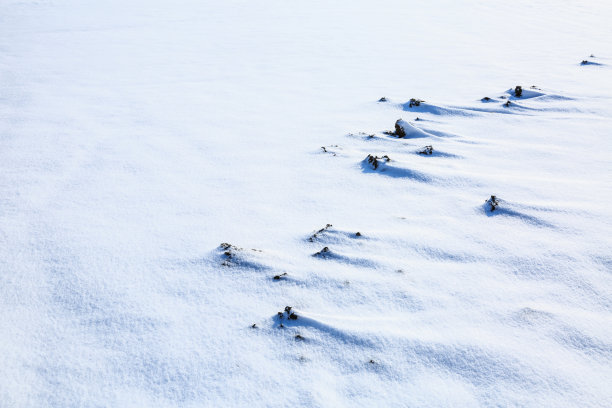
1 0 611 407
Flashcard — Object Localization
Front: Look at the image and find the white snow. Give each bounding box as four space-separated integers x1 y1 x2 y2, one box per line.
1 0 611 407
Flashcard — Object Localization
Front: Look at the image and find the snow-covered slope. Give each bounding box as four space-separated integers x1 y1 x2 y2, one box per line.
1 1 611 406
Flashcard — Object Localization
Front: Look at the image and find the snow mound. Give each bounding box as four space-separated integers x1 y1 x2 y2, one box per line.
361 154 433 182
400 101 475 116
392 119 434 138
507 86 546 100
481 197 556 228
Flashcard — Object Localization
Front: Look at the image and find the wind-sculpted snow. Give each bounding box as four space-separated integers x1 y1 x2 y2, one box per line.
361 154 434 182
401 101 478 117
481 198 558 229
398 88 585 118
1 0 611 407
319 253 381 272
415 147 460 158
272 309 377 348
392 119 434 138
306 224 367 245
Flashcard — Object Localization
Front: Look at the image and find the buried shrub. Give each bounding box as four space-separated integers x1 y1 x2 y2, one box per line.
418 145 433 155
220 242 241 266
321 145 339 156
277 306 299 321
313 246 331 257
392 118 424 138
308 223 332 242
408 98 424 108
365 154 391 170
394 119 407 137
348 132 375 139
273 272 288 280
485 195 500 212
219 242 261 266
378 96 387 102
514 86 523 97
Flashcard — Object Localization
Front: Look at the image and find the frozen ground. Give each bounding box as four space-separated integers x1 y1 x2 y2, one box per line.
1 0 611 406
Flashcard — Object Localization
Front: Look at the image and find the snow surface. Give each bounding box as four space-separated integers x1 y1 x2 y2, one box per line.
1 0 612 406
